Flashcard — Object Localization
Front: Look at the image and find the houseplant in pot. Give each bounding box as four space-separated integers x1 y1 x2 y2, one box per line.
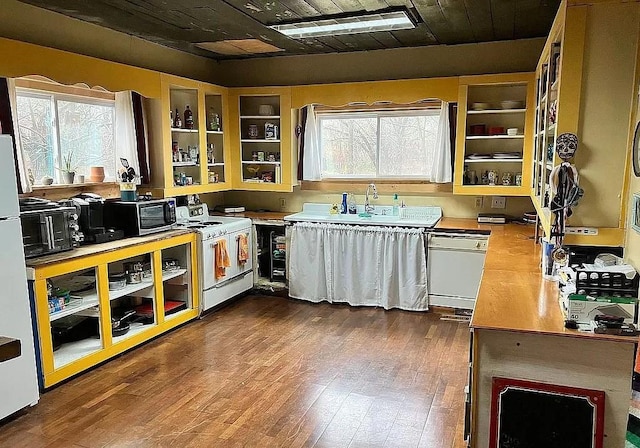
57 151 77 184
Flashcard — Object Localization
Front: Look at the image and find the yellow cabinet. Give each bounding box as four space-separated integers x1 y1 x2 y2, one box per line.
530 1 640 245
27 232 198 388
229 87 295 192
148 74 232 197
454 73 536 196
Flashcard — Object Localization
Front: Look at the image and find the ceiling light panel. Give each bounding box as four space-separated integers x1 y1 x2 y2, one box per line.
269 10 415 39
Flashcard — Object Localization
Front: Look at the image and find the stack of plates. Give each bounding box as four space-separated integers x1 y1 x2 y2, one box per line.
493 152 522 159
466 153 493 160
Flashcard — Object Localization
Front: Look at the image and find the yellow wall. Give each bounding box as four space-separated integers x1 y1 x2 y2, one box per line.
623 13 640 267
215 39 546 87
573 3 640 228
0 0 221 84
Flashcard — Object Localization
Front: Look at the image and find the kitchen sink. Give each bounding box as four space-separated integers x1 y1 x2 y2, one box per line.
284 203 442 228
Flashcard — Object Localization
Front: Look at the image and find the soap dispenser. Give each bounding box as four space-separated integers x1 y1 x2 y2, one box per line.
392 194 400 216
348 193 357 214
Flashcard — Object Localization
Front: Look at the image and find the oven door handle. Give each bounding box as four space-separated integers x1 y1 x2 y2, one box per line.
44 216 55 250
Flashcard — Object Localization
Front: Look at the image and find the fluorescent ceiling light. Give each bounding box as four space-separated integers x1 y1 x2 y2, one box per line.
269 10 415 39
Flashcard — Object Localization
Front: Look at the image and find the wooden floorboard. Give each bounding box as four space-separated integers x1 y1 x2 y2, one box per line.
0 295 470 447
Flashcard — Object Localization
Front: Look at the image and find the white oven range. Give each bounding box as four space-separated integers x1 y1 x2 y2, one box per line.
176 203 253 314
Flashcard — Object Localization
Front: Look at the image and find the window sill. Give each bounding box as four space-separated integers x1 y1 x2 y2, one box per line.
22 182 121 200
300 180 453 194
31 181 118 191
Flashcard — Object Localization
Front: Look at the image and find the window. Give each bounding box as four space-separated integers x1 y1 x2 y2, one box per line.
317 109 440 179
16 89 115 184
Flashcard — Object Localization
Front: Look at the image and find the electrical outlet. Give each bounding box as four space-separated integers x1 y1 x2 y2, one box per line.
279 198 286 211
565 227 599 235
491 196 506 209
475 197 484 208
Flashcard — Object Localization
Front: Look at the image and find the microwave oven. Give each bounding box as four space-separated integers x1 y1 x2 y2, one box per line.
20 205 81 259
104 198 177 236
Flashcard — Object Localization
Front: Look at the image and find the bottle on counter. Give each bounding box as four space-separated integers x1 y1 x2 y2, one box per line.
392 194 400 216
341 192 348 214
184 105 194 129
348 193 357 214
174 108 182 128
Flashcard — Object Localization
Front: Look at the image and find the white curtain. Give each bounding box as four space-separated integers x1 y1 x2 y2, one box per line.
115 91 140 183
302 104 322 181
429 101 452 183
6 79 32 193
289 222 428 311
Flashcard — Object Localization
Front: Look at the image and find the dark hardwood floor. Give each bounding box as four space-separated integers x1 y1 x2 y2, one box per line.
0 295 470 448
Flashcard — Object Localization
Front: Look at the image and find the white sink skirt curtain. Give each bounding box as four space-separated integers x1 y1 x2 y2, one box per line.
289 222 428 311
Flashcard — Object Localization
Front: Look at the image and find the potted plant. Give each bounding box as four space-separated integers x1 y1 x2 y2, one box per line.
57 151 77 184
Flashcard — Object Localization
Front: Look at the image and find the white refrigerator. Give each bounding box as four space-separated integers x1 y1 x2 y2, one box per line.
0 135 39 419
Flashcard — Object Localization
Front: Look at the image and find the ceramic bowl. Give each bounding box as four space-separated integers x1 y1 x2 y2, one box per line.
41 176 54 185
471 102 490 111
500 100 524 109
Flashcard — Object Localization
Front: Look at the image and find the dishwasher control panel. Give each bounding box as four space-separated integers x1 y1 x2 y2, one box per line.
428 234 488 251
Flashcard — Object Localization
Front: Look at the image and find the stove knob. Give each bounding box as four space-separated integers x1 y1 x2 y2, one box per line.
70 213 79 221
69 223 79 231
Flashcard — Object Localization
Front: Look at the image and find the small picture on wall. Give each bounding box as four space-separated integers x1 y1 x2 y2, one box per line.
633 193 640 233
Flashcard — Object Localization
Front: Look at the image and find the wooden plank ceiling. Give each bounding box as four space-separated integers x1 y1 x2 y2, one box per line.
17 0 560 60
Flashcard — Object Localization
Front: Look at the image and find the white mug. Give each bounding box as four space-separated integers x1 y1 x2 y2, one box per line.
76 174 85 184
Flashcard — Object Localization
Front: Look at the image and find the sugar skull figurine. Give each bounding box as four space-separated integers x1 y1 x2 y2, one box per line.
555 133 578 161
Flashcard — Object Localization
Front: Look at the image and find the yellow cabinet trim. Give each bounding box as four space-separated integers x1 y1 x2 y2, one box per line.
31 234 199 388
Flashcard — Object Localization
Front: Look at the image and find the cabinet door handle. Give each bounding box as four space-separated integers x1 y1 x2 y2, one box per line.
45 216 55 250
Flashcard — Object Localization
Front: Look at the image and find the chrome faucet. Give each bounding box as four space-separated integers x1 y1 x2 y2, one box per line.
364 183 378 214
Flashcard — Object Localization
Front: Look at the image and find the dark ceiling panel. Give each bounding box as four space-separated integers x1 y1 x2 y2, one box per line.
391 24 437 47
514 0 559 39
16 0 560 60
490 0 516 40
460 0 494 42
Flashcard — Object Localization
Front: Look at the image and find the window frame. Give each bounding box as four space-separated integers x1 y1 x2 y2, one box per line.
316 107 441 181
16 87 116 185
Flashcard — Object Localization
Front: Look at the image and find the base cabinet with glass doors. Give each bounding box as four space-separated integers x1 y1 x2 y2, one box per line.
27 231 198 388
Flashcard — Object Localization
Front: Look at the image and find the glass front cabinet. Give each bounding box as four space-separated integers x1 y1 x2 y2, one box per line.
27 232 198 388
148 74 232 197
229 87 295 192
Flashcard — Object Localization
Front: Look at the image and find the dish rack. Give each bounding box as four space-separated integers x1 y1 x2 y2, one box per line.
398 206 442 221
574 269 639 298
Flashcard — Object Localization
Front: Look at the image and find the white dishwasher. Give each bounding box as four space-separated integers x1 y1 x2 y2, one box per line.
427 232 488 310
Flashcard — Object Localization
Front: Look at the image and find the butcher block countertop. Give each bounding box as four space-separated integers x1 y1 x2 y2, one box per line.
25 229 192 269
434 218 636 343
